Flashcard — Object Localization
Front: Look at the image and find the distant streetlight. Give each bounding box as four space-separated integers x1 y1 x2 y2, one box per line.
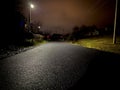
38 26 41 29
113 0 118 44
29 3 34 32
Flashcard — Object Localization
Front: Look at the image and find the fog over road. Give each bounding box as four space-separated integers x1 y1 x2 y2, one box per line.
0 42 120 90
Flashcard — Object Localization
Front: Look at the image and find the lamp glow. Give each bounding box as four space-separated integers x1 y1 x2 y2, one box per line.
30 4 34 8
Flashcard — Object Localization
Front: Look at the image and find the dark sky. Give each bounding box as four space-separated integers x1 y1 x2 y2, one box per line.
17 0 116 33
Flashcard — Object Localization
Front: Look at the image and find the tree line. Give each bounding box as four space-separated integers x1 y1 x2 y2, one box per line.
71 25 114 41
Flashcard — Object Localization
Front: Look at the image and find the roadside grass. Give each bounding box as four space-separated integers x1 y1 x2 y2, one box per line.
32 39 47 46
72 35 120 54
24 39 47 47
24 33 47 47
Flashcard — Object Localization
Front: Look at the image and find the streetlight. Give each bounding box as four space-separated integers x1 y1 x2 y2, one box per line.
30 4 34 9
29 3 34 32
29 3 34 24
38 26 41 29
113 0 118 44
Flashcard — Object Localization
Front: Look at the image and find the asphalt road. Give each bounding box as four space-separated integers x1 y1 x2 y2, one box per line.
0 42 120 90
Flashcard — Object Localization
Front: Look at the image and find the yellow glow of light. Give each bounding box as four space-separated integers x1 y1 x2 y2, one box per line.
30 4 34 8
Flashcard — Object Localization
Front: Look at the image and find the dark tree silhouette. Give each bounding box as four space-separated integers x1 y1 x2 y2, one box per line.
72 26 80 41
0 0 34 47
0 0 16 47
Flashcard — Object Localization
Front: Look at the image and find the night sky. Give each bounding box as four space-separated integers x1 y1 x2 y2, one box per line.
17 0 116 33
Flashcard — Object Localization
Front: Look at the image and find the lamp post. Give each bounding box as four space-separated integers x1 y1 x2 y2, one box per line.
29 3 34 32
113 0 118 44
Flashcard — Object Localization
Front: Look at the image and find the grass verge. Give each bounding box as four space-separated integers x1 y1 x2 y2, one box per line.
72 36 120 54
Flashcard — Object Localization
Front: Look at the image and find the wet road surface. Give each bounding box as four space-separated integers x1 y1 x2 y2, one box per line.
0 42 120 90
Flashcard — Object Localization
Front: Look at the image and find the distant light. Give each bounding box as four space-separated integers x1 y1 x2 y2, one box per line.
30 4 34 8
38 26 41 29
